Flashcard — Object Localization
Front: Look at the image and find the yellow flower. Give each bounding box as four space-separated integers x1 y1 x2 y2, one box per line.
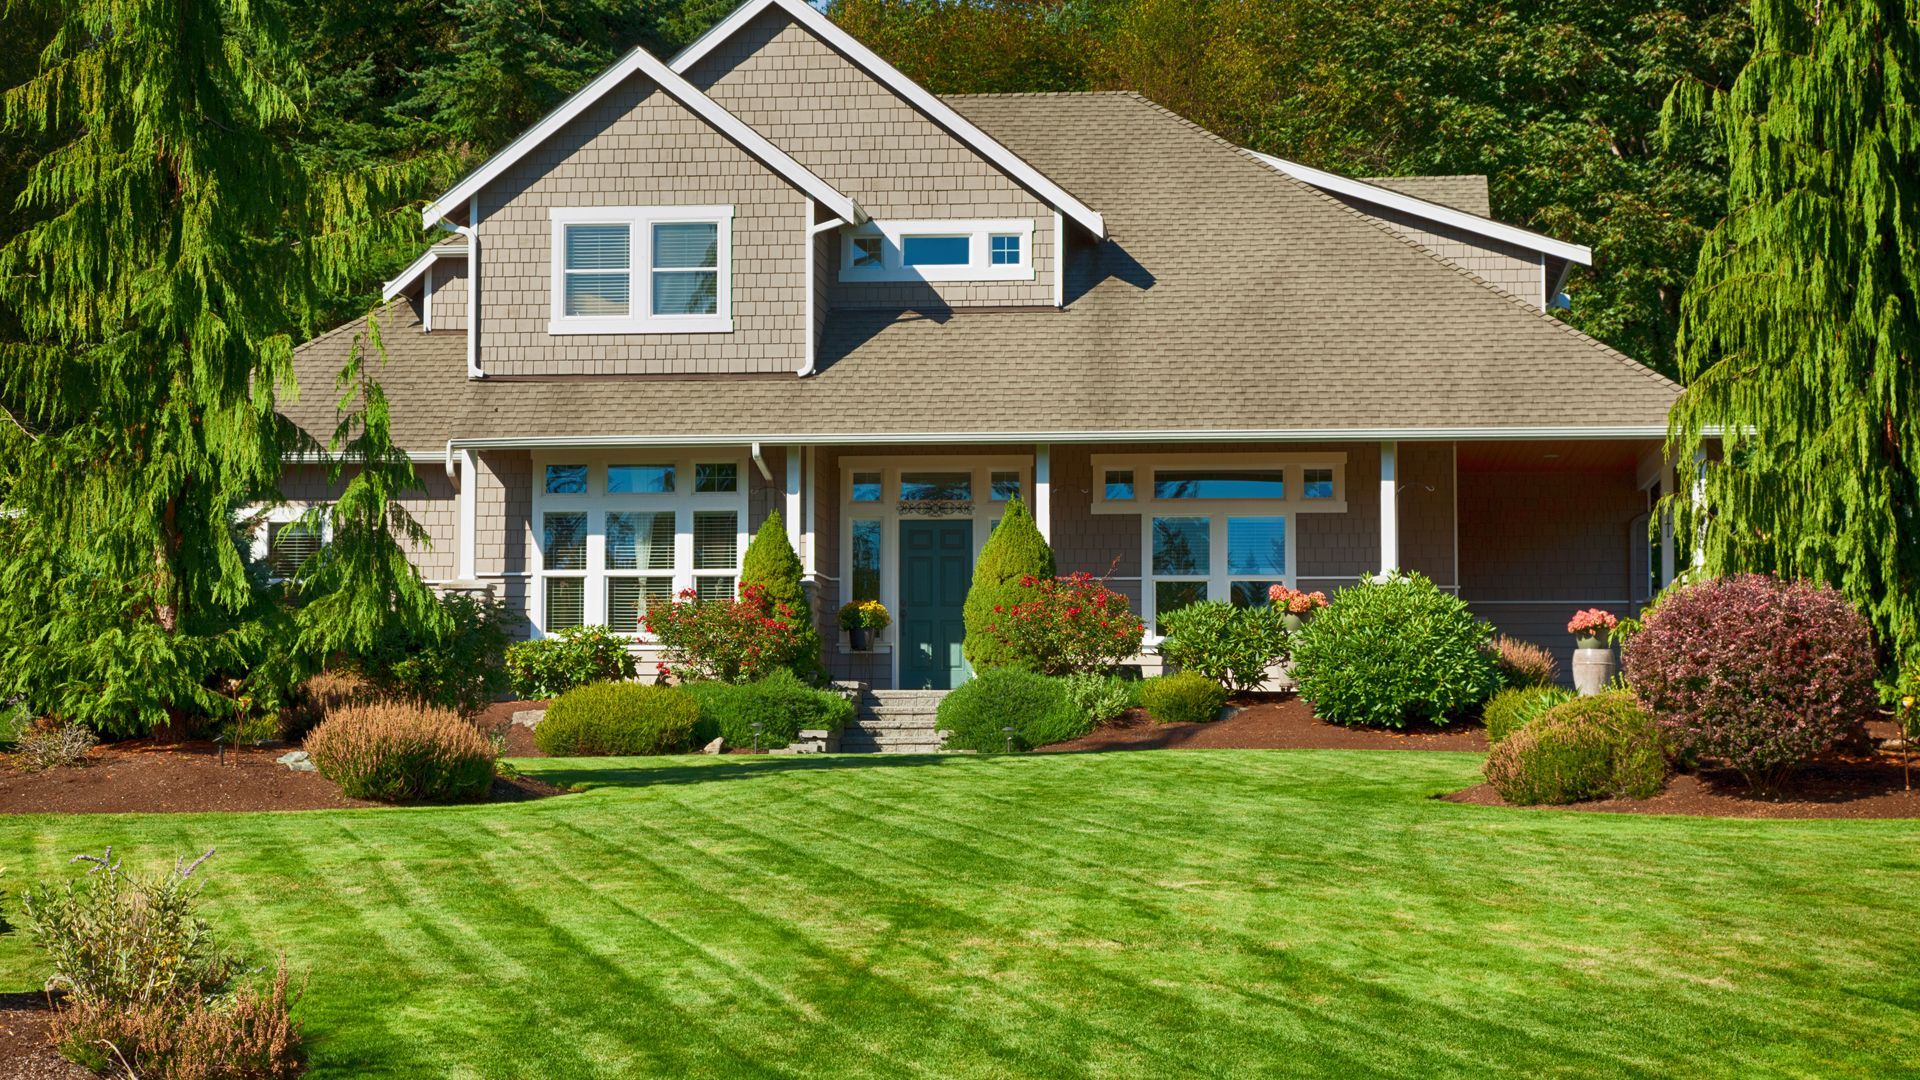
1905 695 1916 709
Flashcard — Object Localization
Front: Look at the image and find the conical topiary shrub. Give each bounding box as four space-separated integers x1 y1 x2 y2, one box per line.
740 511 825 682
962 497 1056 669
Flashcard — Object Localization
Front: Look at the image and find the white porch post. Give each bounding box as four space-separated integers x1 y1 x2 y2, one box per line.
1034 443 1052 541
800 446 817 577
1690 450 1708 570
1658 464 1676 587
456 449 478 582
784 444 803 554
1378 441 1399 576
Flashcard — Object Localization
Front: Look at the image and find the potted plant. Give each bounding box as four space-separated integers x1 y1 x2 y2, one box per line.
1267 585 1330 633
1566 608 1620 695
839 599 891 651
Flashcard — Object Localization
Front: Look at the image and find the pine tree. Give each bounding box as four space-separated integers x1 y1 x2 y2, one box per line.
1664 0 1920 666
962 498 1056 669
740 511 825 682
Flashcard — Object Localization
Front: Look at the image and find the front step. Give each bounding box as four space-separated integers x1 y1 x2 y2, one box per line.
842 687 949 754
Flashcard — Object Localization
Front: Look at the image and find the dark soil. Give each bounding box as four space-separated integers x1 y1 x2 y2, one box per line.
1038 695 1489 752
476 698 549 757
1444 750 1920 819
0 994 89 1080
0 737 563 816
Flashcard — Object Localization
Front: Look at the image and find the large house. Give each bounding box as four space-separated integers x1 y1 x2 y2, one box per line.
281 0 1685 693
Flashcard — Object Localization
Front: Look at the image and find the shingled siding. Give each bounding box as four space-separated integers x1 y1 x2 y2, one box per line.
685 7 1055 310
475 75 810 377
426 259 468 331
279 464 460 583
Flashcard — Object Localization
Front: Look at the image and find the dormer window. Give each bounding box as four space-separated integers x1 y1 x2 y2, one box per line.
549 206 733 335
851 236 884 269
840 219 1035 283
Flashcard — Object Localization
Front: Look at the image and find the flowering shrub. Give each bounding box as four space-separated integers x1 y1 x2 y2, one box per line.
1622 573 1876 791
1491 635 1560 688
1267 584 1330 615
646 584 809 684
1157 601 1290 690
305 701 495 802
837 599 892 632
978 573 1146 676
1567 608 1620 640
505 625 637 699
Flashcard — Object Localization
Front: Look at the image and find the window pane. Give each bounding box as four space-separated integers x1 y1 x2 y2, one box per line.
695 463 738 493
545 577 584 631
565 224 629 270
990 471 1020 501
851 519 881 602
693 510 737 570
267 521 323 579
607 464 673 494
1153 469 1286 500
607 577 673 633
1105 469 1135 500
695 576 735 602
851 471 882 502
605 511 673 571
1152 517 1210 576
902 235 969 266
989 234 1021 265
565 273 629 317
653 270 718 316
1227 516 1286 577
1231 581 1283 608
900 472 971 502
543 512 587 570
852 236 883 268
1304 468 1335 499
545 464 588 494
652 222 717 269
1154 581 1209 634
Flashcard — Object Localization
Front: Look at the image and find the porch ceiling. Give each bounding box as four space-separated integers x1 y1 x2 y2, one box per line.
1456 439 1658 473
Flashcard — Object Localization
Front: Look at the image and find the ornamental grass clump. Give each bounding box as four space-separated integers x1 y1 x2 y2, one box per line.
1483 685 1576 744
1289 573 1499 728
536 682 700 756
935 668 1085 751
1622 573 1877 792
304 702 495 803
977 573 1145 675
1483 691 1668 805
1491 635 1560 689
1139 671 1228 724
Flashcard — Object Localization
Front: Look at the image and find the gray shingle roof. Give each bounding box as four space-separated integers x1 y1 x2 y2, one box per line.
286 92 1678 453
1358 175 1491 216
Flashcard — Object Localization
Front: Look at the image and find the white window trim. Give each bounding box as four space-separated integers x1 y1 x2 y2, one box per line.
839 219 1035 283
548 205 735 335
250 505 333 583
531 451 750 639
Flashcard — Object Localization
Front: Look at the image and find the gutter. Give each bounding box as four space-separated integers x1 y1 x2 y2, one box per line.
445 425 1694 452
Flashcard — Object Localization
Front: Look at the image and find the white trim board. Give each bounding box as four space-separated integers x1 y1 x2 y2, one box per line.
1246 151 1592 266
382 244 466 302
668 0 1105 239
421 44 865 229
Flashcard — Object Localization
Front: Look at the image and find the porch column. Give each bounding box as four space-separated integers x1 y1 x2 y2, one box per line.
1379 441 1399 576
784 444 803 555
1690 450 1708 569
1658 464 1676 587
456 449 477 582
1034 444 1052 541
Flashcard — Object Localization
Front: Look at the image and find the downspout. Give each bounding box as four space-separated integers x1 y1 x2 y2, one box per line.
750 442 773 482
799 216 847 378
436 208 482 379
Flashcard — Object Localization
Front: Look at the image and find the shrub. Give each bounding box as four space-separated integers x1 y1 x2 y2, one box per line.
1622 573 1878 791
1491 635 1559 689
505 625 638 699
1483 692 1668 805
282 669 378 739
1289 573 1500 728
353 591 517 715
683 670 855 749
304 702 495 802
0 697 29 748
935 668 1086 751
1157 601 1291 690
53 960 305 1079
13 721 97 772
976 573 1145 675
1140 671 1228 724
536 682 699 756
1483 685 1576 744
961 499 1056 669
742 512 826 681
1060 671 1139 728
646 584 809 684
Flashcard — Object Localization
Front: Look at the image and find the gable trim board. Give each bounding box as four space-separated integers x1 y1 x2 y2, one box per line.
382 244 466 302
421 43 867 229
1248 151 1591 267
668 0 1104 239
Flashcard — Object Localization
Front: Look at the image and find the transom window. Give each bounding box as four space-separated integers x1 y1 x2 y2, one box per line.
839 219 1035 283
549 206 733 335
1153 469 1287 500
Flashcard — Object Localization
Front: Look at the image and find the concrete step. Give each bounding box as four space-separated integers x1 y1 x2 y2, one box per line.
850 717 940 732
839 740 946 755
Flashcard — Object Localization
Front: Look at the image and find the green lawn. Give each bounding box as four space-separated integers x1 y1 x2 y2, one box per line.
3 750 1917 1078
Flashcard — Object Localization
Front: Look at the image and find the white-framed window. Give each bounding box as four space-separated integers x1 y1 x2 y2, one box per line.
548 206 733 335
1092 453 1347 635
248 506 333 583
838 219 1035 283
532 451 749 637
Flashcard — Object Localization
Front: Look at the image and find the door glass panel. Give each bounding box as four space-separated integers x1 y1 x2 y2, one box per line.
606 511 673 571
1152 517 1210 575
607 464 673 493
900 472 971 502
1153 469 1286 500
1227 516 1286 577
851 519 882 601
543 512 587 571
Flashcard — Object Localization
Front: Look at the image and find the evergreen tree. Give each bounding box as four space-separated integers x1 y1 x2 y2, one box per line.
1664 0 1920 666
740 511 825 681
962 498 1056 669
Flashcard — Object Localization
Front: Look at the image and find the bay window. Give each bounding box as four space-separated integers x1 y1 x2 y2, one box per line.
549 206 733 335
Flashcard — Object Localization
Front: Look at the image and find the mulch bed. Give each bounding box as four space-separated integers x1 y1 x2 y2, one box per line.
1038 695 1489 753
0 994 89 1080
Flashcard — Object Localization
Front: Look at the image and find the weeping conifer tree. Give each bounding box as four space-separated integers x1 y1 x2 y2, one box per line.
0 0 439 732
1664 0 1920 668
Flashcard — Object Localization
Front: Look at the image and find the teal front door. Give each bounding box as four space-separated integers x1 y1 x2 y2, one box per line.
899 521 972 690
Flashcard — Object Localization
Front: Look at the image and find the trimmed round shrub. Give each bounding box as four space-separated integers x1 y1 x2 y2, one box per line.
1483 691 1668 805
536 682 699 756
305 702 495 802
1060 671 1140 728
1289 572 1499 728
936 668 1085 751
1491 635 1559 689
505 625 637 699
1158 601 1290 690
682 669 854 749
1622 573 1877 791
1483 685 1576 745
1140 671 1227 724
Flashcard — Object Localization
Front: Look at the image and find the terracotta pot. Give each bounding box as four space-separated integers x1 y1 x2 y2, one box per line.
848 627 872 651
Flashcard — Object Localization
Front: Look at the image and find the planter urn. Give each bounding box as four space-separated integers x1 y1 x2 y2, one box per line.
1571 643 1617 696
848 627 872 652
1282 613 1307 633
